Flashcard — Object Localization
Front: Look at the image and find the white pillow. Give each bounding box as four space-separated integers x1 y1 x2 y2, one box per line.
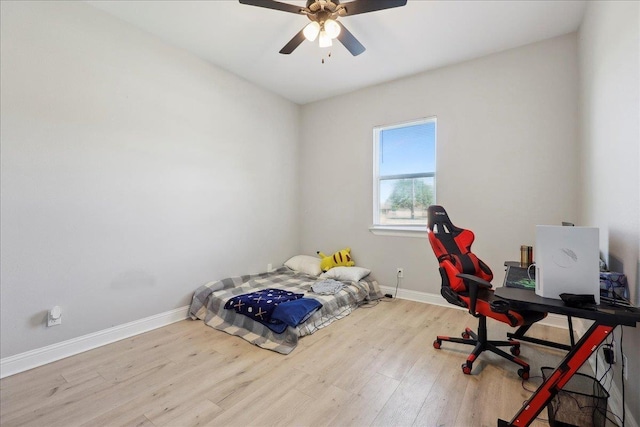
320 266 371 282
284 255 322 276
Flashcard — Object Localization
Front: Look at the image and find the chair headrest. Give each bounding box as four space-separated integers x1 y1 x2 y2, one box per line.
427 205 455 232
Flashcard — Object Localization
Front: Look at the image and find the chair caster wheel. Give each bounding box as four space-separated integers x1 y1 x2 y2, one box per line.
462 332 471 339
462 364 472 375
510 346 520 356
433 340 441 349
518 368 530 380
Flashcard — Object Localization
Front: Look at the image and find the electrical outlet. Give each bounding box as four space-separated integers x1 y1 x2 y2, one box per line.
47 306 62 327
396 268 404 278
267 263 273 272
623 354 628 380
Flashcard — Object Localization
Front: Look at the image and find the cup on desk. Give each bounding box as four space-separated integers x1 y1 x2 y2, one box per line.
520 245 533 267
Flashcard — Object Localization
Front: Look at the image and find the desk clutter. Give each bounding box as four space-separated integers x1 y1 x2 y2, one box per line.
505 262 631 305
504 263 536 289
559 293 597 310
599 271 629 300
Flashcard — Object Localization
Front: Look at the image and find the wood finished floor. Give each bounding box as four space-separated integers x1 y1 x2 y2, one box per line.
0 299 578 427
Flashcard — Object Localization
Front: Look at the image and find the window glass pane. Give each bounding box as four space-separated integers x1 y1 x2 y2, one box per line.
373 117 436 229
378 177 435 225
379 122 435 176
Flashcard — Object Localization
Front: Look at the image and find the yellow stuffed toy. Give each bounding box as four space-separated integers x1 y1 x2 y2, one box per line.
317 248 355 272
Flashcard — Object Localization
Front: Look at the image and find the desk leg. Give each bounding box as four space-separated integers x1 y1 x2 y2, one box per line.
498 322 614 427
507 324 572 352
567 316 575 347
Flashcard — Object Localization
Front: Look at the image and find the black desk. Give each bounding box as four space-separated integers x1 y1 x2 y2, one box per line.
503 262 575 351
495 286 640 427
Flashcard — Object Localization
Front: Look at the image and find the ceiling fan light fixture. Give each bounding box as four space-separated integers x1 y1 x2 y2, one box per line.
303 21 320 41
324 19 341 39
318 30 332 48
240 0 408 56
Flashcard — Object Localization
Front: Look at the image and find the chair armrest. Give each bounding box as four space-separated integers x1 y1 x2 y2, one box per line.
456 274 493 316
456 274 493 289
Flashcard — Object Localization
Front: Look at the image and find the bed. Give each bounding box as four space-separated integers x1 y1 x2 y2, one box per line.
188 260 383 354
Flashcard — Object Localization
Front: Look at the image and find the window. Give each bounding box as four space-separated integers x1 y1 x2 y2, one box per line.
371 117 436 236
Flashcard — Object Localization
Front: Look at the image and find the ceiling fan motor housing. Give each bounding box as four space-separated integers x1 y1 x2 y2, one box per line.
305 1 344 22
306 1 339 12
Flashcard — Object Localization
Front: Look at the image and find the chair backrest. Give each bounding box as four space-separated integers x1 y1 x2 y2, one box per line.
427 205 493 292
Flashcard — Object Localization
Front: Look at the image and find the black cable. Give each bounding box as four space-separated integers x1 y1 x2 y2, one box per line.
520 376 549 422
598 355 613 385
393 270 401 297
595 328 630 427
548 386 603 425
594 331 624 426
359 299 380 308
383 271 401 301
521 375 543 393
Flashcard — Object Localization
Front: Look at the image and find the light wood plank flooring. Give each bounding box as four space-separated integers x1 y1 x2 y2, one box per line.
1 299 578 426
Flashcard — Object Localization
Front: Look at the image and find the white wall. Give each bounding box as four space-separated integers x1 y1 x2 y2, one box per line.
299 34 580 293
5 8 636 423
0 1 300 358
578 0 639 422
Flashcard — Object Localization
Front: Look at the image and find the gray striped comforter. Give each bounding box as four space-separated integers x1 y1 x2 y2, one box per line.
188 267 383 354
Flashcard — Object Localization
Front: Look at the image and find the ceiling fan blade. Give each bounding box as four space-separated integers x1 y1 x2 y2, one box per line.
336 22 365 56
239 0 304 14
279 29 306 54
340 0 407 16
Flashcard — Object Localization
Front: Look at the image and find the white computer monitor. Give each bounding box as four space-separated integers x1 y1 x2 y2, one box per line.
535 225 600 304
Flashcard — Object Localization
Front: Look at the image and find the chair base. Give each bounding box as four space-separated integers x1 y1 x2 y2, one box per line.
433 316 530 379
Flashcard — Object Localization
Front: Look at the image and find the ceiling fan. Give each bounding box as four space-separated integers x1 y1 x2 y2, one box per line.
239 0 407 56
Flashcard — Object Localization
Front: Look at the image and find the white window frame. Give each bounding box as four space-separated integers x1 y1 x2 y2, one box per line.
370 117 437 238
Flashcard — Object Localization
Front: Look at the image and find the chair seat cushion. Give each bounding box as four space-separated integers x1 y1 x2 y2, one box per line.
459 289 547 327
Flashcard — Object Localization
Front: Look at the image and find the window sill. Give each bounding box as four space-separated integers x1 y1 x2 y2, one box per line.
369 225 427 238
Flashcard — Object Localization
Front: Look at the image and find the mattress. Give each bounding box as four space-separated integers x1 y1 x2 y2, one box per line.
188 266 383 354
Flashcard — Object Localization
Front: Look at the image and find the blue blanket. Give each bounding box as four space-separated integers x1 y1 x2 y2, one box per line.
224 289 322 333
272 298 323 328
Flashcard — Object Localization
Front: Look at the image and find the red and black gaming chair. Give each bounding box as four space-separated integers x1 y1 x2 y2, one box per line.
427 205 546 378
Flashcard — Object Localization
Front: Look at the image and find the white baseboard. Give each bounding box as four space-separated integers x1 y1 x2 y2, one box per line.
0 306 189 379
379 285 569 329
380 285 451 307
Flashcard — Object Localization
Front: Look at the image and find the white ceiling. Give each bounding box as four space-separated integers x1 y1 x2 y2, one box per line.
87 0 587 105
